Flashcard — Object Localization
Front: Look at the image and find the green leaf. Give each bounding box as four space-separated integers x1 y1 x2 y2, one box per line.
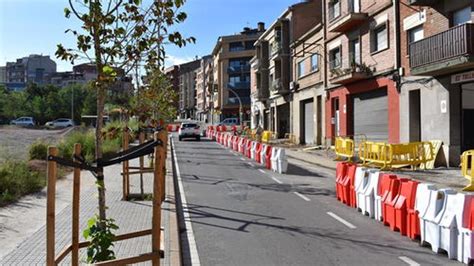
64 8 71 18
102 66 117 77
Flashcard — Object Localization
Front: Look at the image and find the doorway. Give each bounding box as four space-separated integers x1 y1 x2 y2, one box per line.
462 84 474 151
409 90 421 142
316 95 323 145
301 99 314 145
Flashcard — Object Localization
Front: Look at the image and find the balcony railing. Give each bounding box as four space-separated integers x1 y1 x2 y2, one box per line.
227 65 251 74
328 0 368 32
227 81 250 90
270 41 283 57
409 23 474 75
329 53 372 84
409 0 438 6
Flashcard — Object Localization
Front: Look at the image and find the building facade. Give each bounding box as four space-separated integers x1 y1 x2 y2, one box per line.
398 0 474 166
252 0 322 139
164 65 180 112
178 59 201 119
324 0 400 145
4 54 57 91
195 55 213 122
211 23 266 123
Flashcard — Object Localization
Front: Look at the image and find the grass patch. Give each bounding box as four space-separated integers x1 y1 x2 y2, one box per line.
0 161 46 206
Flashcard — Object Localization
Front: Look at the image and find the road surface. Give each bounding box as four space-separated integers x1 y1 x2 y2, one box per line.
172 134 460 266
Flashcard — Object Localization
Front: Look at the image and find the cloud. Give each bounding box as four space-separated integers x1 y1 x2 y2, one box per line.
165 54 196 67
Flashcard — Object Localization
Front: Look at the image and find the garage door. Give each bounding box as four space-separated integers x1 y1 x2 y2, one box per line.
352 89 388 142
303 100 314 145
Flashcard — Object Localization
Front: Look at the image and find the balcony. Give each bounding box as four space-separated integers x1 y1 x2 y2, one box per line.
329 54 373 84
227 81 250 90
408 0 438 6
409 23 474 76
270 40 283 58
227 65 250 74
328 0 368 33
270 78 289 95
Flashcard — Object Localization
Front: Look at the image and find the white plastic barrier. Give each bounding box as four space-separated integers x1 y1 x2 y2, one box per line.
437 193 474 262
361 170 380 218
261 144 268 166
276 148 288 174
227 135 233 148
270 147 279 172
419 188 456 253
251 141 258 160
354 167 369 209
238 138 245 153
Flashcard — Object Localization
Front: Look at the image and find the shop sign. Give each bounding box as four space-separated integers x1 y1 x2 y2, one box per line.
452 70 474 84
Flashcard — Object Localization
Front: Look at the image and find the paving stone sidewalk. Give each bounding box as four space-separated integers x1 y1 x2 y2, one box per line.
0 153 171 265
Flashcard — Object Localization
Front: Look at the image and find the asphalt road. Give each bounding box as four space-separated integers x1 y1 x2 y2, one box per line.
172 134 461 266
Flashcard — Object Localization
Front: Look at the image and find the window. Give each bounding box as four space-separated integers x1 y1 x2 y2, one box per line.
349 38 361 65
297 61 305 77
371 24 388 53
244 41 255 50
310 54 319 72
453 6 472 26
408 25 424 44
329 0 341 21
229 42 244 52
329 47 341 69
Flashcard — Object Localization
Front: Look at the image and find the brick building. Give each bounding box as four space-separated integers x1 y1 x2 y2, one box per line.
195 55 212 122
324 0 400 144
398 0 474 166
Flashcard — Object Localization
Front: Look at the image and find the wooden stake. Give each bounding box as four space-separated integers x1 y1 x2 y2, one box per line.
152 132 162 266
71 144 81 266
46 146 58 266
160 131 167 202
139 131 145 197
122 128 129 200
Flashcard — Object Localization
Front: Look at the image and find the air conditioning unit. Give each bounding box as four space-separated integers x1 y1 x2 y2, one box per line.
289 81 299 91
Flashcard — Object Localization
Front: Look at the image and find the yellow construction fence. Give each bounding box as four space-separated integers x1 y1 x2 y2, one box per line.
462 150 474 191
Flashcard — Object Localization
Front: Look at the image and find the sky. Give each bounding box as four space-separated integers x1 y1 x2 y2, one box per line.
0 0 299 72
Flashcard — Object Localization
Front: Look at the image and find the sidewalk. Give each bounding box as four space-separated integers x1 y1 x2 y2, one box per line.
284 146 466 190
0 145 180 265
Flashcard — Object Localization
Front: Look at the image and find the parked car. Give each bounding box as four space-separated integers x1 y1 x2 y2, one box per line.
10 117 35 127
178 122 201 141
45 118 74 128
219 117 239 126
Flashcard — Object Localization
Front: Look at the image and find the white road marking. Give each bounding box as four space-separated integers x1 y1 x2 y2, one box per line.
246 162 254 167
293 192 311 202
271 176 283 184
398 256 420 266
171 138 201 265
326 212 357 229
258 169 266 174
240 157 245 161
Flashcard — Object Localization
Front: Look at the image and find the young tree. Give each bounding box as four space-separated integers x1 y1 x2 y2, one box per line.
56 0 194 261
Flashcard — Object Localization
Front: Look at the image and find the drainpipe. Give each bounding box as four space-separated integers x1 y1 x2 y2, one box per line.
393 0 401 78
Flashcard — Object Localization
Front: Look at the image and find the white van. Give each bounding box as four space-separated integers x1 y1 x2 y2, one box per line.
219 118 239 126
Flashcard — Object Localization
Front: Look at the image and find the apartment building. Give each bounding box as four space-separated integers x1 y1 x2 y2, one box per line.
164 65 180 111
252 0 322 139
211 24 265 123
178 59 200 119
195 55 212 122
324 0 400 145
291 22 326 145
398 0 474 166
0 67 6 83
4 54 57 91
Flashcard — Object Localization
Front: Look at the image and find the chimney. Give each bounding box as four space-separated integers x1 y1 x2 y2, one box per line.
258 22 265 32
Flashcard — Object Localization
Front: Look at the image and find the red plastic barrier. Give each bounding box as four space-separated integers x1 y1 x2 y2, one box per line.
394 179 419 237
335 162 348 202
232 125 237 133
246 140 252 158
381 175 404 228
341 164 357 206
233 137 239 151
255 143 263 163
242 139 248 154
222 125 227 131
469 198 474 230
265 146 273 170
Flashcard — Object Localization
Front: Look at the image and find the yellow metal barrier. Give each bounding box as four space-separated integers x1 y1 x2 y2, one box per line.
262 131 272 143
462 150 474 191
335 137 355 161
359 141 434 170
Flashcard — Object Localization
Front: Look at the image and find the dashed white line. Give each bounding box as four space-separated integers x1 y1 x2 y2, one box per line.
271 176 283 184
258 169 266 174
326 212 357 229
398 256 420 266
293 192 311 202
240 157 245 161
246 162 254 167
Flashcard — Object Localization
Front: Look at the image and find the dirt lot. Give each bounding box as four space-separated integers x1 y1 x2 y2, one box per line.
0 126 74 162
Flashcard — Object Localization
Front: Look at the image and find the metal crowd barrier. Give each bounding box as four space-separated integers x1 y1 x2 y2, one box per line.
334 136 355 161
462 150 474 191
